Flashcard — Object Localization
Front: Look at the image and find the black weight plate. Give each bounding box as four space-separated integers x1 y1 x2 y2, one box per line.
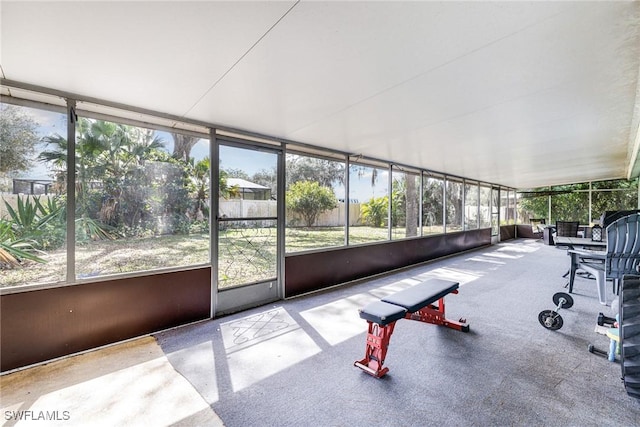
538 309 563 330
553 292 574 309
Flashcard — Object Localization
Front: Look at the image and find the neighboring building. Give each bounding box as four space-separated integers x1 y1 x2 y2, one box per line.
11 178 55 195
227 178 271 200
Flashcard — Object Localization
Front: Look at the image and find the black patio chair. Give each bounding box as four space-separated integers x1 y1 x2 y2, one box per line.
530 218 546 235
555 221 580 238
568 213 640 304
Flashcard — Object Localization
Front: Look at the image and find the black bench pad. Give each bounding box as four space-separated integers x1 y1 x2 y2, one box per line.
381 279 459 313
359 301 407 326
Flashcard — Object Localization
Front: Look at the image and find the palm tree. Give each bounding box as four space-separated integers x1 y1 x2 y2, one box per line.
39 118 169 237
189 157 210 219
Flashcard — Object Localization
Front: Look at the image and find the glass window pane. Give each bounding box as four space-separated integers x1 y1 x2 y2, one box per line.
349 163 389 244
479 185 491 228
464 182 479 230
592 178 638 190
500 190 517 225
391 169 419 240
74 118 209 278
552 182 589 191
285 153 345 252
422 175 444 235
446 178 463 232
509 190 518 224
491 188 500 235
218 219 277 288
219 145 277 217
1 103 67 288
218 144 278 289
550 192 589 225
592 188 639 223
518 193 549 224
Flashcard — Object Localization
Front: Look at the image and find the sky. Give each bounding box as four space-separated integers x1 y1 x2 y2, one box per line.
11 104 389 202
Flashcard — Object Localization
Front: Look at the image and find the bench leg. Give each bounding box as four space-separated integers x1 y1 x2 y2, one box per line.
408 296 470 332
354 321 397 378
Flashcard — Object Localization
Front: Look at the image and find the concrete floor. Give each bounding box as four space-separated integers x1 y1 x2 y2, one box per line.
0 337 223 427
3 239 640 426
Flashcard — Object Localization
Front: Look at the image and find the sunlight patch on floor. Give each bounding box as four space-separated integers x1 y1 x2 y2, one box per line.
466 255 506 265
165 341 219 404
496 241 541 253
369 278 418 298
484 251 523 260
414 267 482 285
220 307 321 392
0 337 222 427
299 294 374 346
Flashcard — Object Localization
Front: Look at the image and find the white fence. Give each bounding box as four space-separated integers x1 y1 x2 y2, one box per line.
219 199 362 226
0 195 364 227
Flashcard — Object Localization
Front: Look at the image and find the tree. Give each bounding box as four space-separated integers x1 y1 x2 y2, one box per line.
0 104 40 174
361 196 388 227
39 118 184 235
286 155 344 188
423 177 444 227
518 179 639 225
219 169 240 199
391 175 418 237
252 167 277 197
171 133 199 162
286 181 338 227
189 157 210 218
225 168 250 180
405 176 418 236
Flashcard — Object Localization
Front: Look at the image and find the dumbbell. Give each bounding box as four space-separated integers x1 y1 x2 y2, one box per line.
538 292 574 330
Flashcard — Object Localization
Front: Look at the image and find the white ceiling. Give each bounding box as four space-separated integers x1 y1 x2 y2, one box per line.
2 1 639 189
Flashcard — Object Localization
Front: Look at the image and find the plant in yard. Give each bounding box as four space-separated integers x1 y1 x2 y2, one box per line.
40 118 171 235
188 157 210 219
0 104 40 176
219 169 240 199
286 181 338 227
0 220 45 268
361 196 388 228
75 215 117 243
2 195 65 250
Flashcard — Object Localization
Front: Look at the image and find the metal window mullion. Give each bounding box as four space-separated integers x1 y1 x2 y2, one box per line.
277 143 286 299
548 188 552 225
588 181 593 225
66 99 76 283
443 177 447 233
345 156 350 246
476 183 480 228
388 164 392 240
419 172 423 236
210 128 219 319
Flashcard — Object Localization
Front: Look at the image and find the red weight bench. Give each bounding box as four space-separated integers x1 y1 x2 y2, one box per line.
354 278 469 378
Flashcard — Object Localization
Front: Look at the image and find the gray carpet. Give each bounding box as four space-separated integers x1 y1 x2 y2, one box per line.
155 239 640 426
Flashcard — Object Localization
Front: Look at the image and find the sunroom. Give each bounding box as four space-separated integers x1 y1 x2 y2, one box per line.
1 1 640 425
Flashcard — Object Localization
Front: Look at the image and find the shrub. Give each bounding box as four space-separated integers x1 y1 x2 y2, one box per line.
361 196 388 227
286 181 338 227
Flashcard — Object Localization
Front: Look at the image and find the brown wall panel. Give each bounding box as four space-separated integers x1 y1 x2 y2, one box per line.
285 229 491 297
516 224 541 238
1 268 211 372
500 225 516 241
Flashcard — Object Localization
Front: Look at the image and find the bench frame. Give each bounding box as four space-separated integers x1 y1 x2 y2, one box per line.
354 280 469 378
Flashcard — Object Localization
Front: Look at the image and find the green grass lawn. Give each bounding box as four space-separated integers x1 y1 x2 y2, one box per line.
2 226 438 288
